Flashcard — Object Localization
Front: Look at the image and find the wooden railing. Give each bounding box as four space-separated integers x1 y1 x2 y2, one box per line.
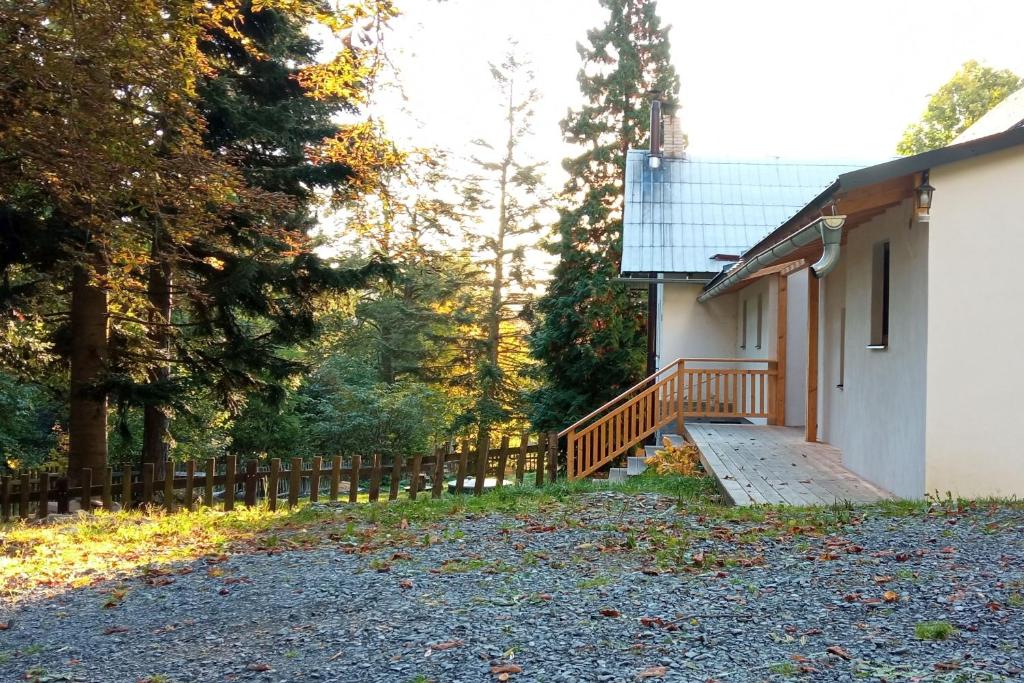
560 358 777 480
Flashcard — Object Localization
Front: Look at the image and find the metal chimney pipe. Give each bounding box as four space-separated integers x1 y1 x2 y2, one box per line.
649 97 663 160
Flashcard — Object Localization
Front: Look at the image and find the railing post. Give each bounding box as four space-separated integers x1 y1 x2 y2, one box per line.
767 361 778 425
566 429 575 480
676 360 685 435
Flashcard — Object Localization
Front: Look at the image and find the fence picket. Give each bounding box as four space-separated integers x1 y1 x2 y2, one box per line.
184 461 194 512
38 473 50 519
516 432 528 485
142 463 154 507
268 459 280 512
19 472 30 519
224 455 236 512
331 456 342 501
163 464 175 513
369 455 382 502
309 456 322 503
244 460 258 507
535 438 545 487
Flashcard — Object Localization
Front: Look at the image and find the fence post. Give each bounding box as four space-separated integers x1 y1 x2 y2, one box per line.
163 462 175 513
268 459 280 511
309 456 322 503
121 465 132 510
495 435 510 488
204 458 215 508
38 472 51 519
369 454 382 502
474 432 489 496
431 446 445 498
348 455 360 503
456 439 469 494
0 475 9 521
288 457 301 509
547 432 558 483
224 455 236 512
331 456 342 501
244 460 258 508
389 455 402 500
565 429 575 481
409 454 422 500
184 461 195 512
515 432 528 485
80 468 93 513
18 475 29 518
676 359 686 434
56 476 69 513
142 463 154 507
102 467 112 511
535 435 545 487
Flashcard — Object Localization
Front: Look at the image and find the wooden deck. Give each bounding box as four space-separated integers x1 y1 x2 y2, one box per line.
685 423 894 506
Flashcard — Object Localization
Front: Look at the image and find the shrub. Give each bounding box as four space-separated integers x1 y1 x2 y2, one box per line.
645 438 702 477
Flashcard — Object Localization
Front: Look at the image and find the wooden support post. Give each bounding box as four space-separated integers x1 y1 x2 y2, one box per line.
102 467 113 511
122 465 133 510
142 463 154 507
163 462 175 513
566 430 575 481
309 456 322 503
775 272 788 426
409 454 422 500
348 455 360 503
224 454 236 512
184 461 194 512
38 472 51 519
806 272 820 442
474 432 489 496
288 457 301 508
331 455 342 501
204 458 215 508
244 460 258 508
268 459 280 512
80 468 93 513
547 432 558 483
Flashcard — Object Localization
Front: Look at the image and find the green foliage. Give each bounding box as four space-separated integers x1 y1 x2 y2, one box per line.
0 373 61 471
897 60 1022 155
915 620 957 641
529 0 679 431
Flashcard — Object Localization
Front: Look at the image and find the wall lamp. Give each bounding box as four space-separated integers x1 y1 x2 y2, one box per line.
916 170 935 223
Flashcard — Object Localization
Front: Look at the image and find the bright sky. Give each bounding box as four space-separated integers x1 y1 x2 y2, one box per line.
375 0 1024 185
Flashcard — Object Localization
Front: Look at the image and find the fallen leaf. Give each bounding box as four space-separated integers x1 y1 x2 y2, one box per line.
399 579 414 590
637 665 668 679
599 608 621 618
491 664 522 675
883 590 899 603
826 645 852 660
430 639 463 651
247 663 271 672
400 518 409 529
102 626 128 635
934 660 960 671
873 575 894 584
0 623 8 631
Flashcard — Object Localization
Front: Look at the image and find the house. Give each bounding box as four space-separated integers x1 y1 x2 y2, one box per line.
564 97 1024 502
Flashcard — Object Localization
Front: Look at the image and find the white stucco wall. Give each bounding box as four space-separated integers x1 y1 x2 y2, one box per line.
658 282 737 367
785 270 809 427
734 277 778 363
820 200 929 498
926 148 1024 498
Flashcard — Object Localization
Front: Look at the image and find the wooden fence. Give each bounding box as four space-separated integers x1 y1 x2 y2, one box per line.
1 433 560 522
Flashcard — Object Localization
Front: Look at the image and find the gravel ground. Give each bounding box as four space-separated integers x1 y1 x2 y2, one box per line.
2 492 1023 682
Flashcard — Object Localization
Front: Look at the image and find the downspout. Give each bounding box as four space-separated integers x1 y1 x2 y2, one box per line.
697 215 846 303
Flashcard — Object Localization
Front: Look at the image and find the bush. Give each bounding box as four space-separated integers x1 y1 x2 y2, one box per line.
645 437 702 477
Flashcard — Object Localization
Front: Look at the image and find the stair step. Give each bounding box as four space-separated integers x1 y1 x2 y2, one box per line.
627 456 648 476
663 433 685 446
644 445 660 458
608 467 628 483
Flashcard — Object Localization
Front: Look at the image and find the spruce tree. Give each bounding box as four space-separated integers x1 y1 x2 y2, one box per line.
529 0 679 431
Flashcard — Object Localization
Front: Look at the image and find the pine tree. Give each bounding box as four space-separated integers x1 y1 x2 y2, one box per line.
529 0 679 431
468 51 546 433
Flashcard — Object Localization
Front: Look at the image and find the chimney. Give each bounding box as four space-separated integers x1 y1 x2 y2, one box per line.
648 92 663 168
662 113 688 158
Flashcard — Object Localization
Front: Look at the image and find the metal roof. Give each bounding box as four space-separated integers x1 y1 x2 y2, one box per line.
621 151 870 275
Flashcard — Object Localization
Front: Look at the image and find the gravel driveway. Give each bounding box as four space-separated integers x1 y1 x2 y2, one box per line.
2 492 1023 682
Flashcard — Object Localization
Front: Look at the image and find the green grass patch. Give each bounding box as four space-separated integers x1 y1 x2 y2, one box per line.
915 620 957 641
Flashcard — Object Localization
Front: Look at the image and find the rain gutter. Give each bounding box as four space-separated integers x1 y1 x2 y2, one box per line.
697 215 846 303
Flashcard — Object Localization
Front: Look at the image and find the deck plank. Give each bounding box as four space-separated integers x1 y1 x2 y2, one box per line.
685 423 894 507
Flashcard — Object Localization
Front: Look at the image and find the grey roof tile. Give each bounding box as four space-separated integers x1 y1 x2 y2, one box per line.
621 151 872 274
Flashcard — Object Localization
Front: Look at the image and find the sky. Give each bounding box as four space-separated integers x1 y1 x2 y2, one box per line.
372 0 1024 187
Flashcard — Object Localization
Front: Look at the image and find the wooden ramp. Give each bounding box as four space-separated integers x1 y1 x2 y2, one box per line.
685 423 894 506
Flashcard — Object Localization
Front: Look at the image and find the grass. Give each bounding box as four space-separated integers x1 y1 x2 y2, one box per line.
915 620 957 641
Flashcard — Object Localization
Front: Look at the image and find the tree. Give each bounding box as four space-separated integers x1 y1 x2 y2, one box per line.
897 60 1022 155
528 0 679 431
467 51 546 433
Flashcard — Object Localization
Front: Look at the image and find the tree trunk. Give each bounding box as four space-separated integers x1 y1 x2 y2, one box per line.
141 243 173 479
68 262 109 480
